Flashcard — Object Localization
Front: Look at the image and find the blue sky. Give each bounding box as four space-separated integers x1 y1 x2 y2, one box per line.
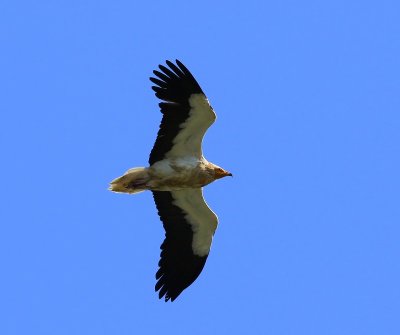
1 0 399 334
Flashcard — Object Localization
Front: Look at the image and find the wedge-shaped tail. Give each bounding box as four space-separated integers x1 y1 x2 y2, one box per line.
109 167 149 194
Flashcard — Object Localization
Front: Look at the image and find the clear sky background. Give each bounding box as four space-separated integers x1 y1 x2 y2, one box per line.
1 1 399 334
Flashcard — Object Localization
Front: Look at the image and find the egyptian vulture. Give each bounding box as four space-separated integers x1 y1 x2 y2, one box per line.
109 60 231 301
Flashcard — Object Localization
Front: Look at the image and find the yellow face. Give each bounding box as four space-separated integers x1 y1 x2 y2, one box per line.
214 167 233 179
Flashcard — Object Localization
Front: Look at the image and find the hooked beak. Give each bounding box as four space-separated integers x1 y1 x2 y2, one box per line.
215 169 233 179
222 170 232 177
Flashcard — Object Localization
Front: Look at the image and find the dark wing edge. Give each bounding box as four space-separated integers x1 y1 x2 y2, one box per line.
148 60 205 165
152 190 208 302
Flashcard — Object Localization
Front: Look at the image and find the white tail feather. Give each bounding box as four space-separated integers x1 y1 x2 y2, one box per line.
109 167 149 194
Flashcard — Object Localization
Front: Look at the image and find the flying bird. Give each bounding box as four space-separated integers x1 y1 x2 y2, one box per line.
109 59 231 302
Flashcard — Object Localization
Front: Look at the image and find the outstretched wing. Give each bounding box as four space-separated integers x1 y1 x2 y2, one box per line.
152 188 218 302
149 60 216 165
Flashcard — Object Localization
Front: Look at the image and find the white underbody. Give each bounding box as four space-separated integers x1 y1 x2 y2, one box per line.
147 156 215 191
110 93 221 256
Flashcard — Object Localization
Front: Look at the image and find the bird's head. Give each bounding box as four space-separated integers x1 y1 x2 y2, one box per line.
213 166 233 180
